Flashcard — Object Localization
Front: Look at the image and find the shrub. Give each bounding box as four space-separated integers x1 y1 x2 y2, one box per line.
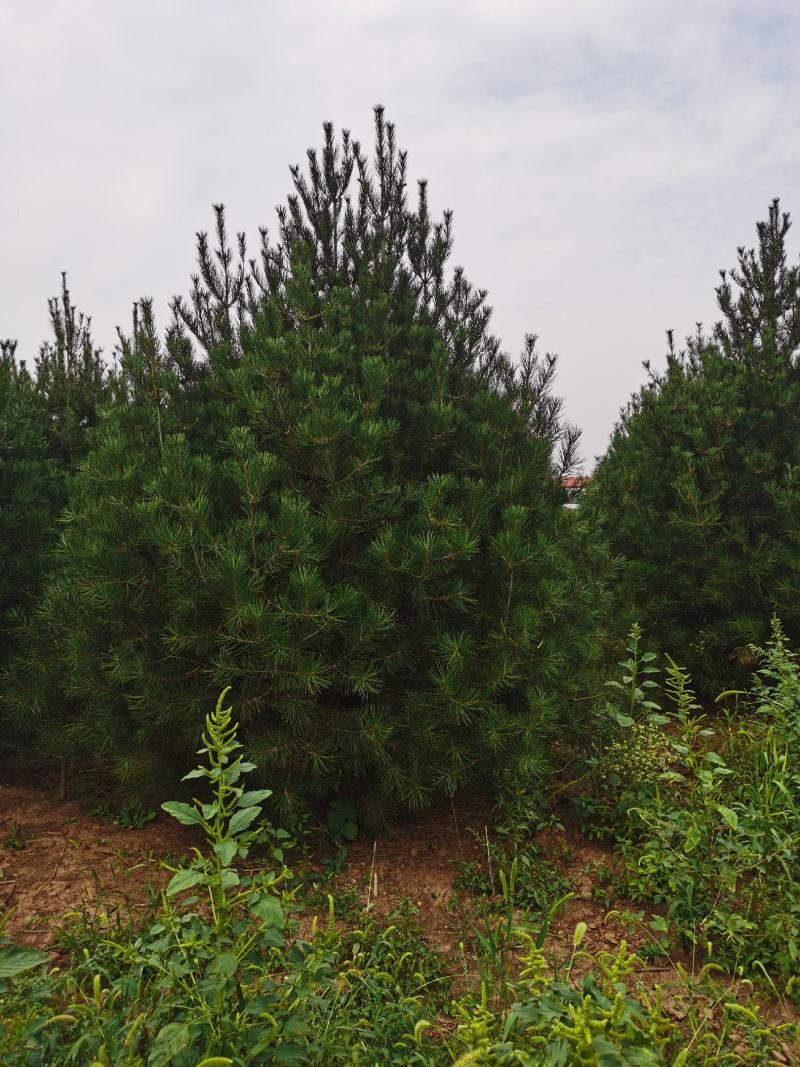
585 200 800 692
12 110 607 810
587 619 800 991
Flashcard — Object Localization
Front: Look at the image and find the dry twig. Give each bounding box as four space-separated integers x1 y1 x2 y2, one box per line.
30 836 69 902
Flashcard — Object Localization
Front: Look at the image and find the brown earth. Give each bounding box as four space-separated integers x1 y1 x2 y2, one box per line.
1 771 798 1058
0 779 197 949
0 772 707 985
0 773 650 963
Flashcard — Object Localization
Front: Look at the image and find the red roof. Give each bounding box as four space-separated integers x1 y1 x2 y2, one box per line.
561 475 591 490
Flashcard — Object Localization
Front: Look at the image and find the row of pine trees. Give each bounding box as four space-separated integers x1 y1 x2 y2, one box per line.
2 110 799 812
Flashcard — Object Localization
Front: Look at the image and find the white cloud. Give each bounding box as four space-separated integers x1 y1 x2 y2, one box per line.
1 0 798 462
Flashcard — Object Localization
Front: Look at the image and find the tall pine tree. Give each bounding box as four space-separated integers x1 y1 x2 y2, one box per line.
585 200 800 691
1 279 115 783
0 344 57 677
12 111 606 809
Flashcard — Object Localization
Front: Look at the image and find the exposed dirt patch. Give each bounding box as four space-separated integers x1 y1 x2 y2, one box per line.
0 781 197 948
329 795 490 955
0 776 730 973
1 773 798 1048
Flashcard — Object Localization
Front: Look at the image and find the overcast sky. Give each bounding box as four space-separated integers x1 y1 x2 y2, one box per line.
2 1 799 466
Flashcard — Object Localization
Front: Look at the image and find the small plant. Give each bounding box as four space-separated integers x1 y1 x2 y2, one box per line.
455 842 571 920
2 824 26 851
161 686 285 931
493 779 557 846
87 803 113 826
597 721 674 789
604 622 663 729
465 858 573 1008
115 802 156 829
583 624 675 807
326 796 359 842
455 788 572 927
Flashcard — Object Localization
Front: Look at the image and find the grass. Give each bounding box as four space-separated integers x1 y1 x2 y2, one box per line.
3 631 800 1064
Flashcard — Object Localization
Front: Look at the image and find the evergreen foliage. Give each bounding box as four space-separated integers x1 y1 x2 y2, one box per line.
0 345 57 676
0 278 114 766
11 110 606 809
33 273 116 469
585 200 800 690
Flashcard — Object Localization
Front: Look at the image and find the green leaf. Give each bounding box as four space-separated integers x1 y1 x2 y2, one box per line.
149 1022 191 1067
646 712 669 724
220 867 240 889
166 868 205 896
660 771 686 783
272 1043 305 1065
209 949 239 977
229 807 261 835
249 893 284 926
213 840 237 865
717 805 739 831
238 789 273 808
181 768 208 781
161 802 203 827
614 713 635 728
0 945 48 978
283 1013 309 1038
684 825 702 852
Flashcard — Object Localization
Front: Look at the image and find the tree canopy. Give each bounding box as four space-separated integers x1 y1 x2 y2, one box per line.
585 200 800 690
4 110 605 811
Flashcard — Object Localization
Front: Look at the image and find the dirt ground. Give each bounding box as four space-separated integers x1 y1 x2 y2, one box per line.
0 779 197 948
1 770 798 1055
0 772 671 969
0 772 637 956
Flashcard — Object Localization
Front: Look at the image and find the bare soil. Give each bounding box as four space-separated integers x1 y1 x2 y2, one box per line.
0 774 671 967
0 779 197 948
1 771 798 1054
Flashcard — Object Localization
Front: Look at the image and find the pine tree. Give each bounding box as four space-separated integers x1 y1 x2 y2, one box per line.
0 343 57 677
34 273 116 468
0 279 115 782
585 200 800 691
14 111 606 810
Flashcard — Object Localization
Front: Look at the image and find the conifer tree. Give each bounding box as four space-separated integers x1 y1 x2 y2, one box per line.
586 200 800 690
1 279 115 779
34 273 116 468
15 111 606 809
0 344 57 676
